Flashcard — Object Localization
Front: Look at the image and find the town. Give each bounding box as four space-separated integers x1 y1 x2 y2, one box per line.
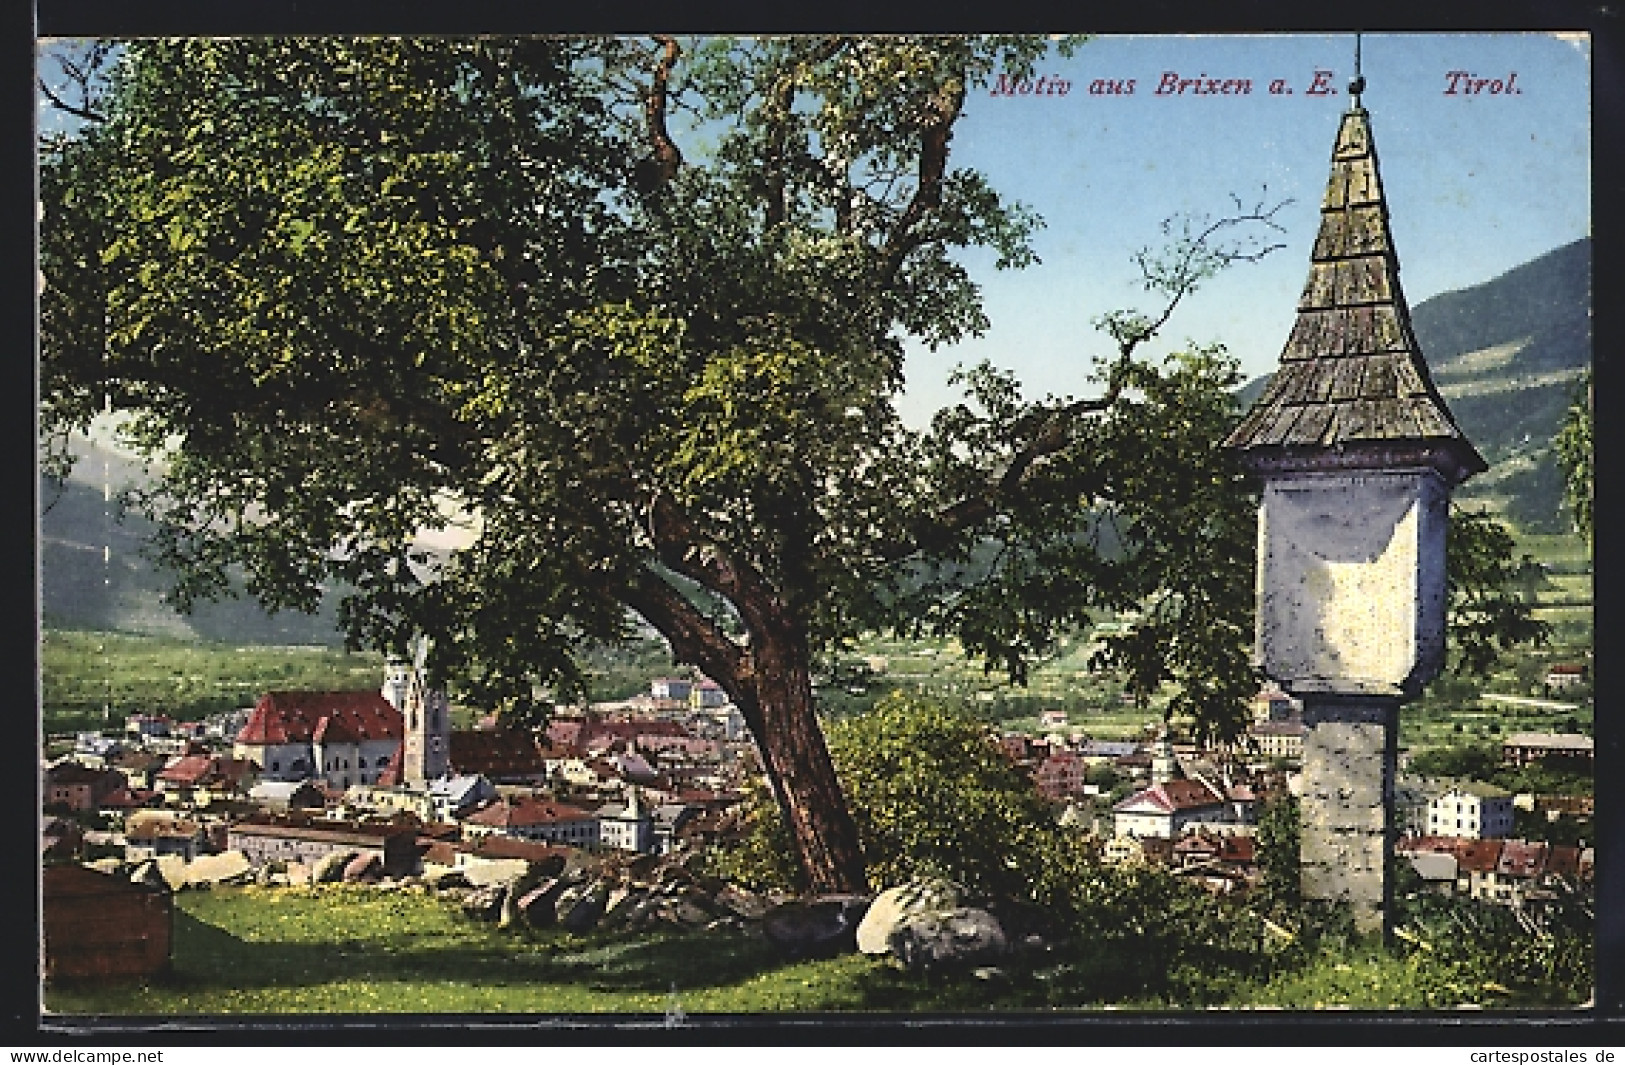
42 647 1595 982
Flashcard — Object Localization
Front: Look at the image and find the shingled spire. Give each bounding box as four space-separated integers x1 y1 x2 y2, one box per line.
1225 94 1486 482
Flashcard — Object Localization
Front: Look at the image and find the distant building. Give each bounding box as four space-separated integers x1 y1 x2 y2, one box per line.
227 818 419 876
1502 732 1594 768
44 763 126 813
1247 719 1307 763
690 680 729 709
1427 781 1514 840
651 678 694 702
1251 686 1300 725
1034 750 1087 802
1543 663 1588 691
1112 778 1237 839
597 789 655 853
462 795 600 848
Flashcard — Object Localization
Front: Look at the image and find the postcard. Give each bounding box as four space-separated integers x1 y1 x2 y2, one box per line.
33 30 1599 1041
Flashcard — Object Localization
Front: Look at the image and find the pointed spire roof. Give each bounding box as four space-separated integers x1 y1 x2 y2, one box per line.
1225 97 1486 482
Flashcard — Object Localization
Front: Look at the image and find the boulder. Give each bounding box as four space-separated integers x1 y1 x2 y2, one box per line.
87 858 125 876
714 883 773 922
128 860 170 893
311 850 356 884
762 894 872 959
342 852 383 883
888 907 1008 974
285 862 312 887
625 853 661 883
557 881 609 933
186 850 254 886
855 878 964 955
462 858 530 889
460 884 507 922
155 855 189 891
516 878 568 928
423 868 469 892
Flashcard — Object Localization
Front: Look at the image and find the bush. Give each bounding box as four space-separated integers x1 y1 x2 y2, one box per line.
706 692 1093 921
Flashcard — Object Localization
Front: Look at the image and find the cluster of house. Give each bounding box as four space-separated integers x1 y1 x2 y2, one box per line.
994 690 1593 907
43 665 759 884
43 661 1594 911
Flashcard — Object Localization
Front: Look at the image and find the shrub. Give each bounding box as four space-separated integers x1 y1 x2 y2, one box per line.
705 692 1093 920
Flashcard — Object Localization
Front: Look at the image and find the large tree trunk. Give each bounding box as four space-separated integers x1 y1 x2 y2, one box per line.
732 616 870 895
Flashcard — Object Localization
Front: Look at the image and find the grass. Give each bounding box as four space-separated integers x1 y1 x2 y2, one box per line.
44 885 1586 1017
42 885 1002 1016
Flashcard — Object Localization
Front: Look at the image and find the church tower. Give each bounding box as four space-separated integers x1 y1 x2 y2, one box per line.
398 639 451 786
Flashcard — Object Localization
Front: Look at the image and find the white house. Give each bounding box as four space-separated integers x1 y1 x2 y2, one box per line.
1427 781 1514 840
1112 778 1238 839
597 789 655 853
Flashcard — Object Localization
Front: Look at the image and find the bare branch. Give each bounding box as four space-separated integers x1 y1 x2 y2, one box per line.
897 195 1290 558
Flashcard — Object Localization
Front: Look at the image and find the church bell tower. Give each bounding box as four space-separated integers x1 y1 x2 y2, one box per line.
399 638 451 786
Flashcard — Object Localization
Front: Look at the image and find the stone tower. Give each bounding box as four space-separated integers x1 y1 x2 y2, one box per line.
398 640 451 786
1225 74 1485 935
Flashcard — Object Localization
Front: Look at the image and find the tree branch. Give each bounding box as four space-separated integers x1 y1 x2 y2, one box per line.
897 195 1289 558
878 73 968 284
636 35 684 194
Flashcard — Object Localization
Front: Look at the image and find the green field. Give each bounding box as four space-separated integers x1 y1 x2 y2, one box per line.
42 885 1585 1015
40 629 390 736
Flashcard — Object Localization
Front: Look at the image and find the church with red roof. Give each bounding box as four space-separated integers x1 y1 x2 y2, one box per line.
233 690 404 791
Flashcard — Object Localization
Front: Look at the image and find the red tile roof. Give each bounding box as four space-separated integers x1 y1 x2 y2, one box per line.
1455 839 1505 874
236 691 402 746
449 729 549 779
465 837 571 862
1495 840 1548 880
464 796 595 829
1113 778 1227 815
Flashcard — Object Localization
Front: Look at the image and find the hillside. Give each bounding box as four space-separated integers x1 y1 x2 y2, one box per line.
39 436 347 644
1237 237 1591 532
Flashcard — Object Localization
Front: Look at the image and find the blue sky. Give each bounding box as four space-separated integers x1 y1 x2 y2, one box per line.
896 31 1592 429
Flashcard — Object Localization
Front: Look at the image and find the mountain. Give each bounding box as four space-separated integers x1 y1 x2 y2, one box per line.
1237 237 1591 532
39 436 348 643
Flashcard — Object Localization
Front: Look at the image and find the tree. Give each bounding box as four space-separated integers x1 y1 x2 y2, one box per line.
42 35 1297 894
1554 369 1593 548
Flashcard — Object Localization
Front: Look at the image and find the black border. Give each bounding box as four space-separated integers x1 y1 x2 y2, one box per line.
18 0 1624 1047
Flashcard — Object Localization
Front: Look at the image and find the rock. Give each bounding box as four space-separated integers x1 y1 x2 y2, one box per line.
343 852 383 883
855 878 964 955
625 853 661 882
762 894 872 959
187 851 254 887
87 858 124 876
528 853 568 880
285 862 312 887
462 858 529 889
129 861 170 893
155 855 189 891
461 884 507 922
423 868 469 892
557 882 609 933
517 879 567 928
714 883 773 921
888 907 1008 974
312 850 356 884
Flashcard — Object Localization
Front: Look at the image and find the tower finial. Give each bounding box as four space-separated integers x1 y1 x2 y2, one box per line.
1350 33 1366 101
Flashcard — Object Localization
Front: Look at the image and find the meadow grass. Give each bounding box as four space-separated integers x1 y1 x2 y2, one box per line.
43 885 1582 1017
